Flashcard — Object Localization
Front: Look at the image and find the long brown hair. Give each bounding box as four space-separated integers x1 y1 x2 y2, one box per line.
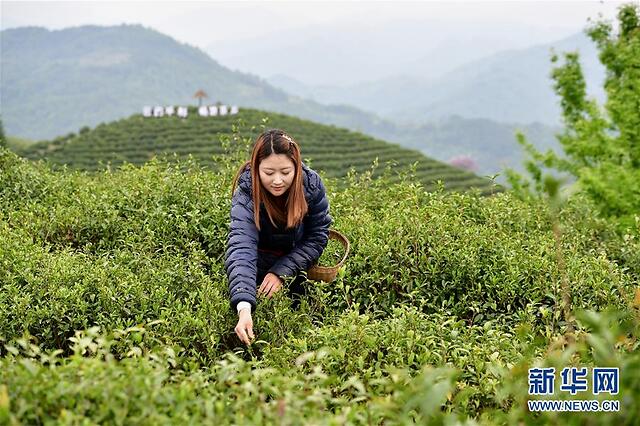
231 129 308 231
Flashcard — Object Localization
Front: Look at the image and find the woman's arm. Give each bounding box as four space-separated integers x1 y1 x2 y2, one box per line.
267 173 332 278
224 187 259 313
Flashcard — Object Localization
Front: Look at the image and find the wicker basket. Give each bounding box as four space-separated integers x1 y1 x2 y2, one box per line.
307 229 350 282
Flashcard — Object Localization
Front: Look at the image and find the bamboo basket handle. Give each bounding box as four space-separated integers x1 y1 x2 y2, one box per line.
330 229 350 268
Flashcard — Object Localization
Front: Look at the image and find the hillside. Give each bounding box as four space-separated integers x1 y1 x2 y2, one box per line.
396 116 561 178
17 108 496 193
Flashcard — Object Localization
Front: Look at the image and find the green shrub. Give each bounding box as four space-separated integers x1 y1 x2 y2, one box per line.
2 146 639 423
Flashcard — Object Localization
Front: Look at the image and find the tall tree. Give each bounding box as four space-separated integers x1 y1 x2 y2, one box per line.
0 115 6 149
508 3 640 230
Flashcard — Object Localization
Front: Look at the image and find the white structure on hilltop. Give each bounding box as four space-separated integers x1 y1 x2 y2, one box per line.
142 103 236 118
153 106 164 117
198 106 209 117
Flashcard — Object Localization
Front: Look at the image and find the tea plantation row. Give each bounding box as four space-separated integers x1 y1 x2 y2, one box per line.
16 108 496 194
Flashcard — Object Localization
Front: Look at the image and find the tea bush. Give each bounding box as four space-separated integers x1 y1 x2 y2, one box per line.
1 147 639 423
256 304 539 414
325 164 636 322
478 309 640 426
2 310 637 425
0 326 465 425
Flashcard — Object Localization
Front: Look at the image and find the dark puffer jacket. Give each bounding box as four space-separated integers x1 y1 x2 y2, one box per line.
224 163 332 313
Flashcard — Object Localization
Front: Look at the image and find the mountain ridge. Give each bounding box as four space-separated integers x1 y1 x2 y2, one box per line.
266 31 605 125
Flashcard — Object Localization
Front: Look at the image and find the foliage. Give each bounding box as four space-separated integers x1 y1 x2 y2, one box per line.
0 324 463 425
2 144 639 423
0 116 5 149
316 238 344 267
507 3 640 232
1 308 637 425
479 309 640 426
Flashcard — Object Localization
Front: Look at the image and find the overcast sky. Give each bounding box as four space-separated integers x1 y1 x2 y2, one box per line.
1 1 628 48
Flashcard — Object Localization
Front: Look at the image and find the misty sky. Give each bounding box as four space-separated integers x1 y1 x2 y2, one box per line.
2 1 626 47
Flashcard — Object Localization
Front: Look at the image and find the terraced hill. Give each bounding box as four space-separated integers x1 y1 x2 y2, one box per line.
18 108 497 193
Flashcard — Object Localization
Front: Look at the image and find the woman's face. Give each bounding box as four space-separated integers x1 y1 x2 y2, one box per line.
258 154 295 197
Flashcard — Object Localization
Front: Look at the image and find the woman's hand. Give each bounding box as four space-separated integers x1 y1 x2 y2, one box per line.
258 273 284 298
235 309 254 345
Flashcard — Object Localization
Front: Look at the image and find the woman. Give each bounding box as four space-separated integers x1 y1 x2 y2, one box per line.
224 128 332 345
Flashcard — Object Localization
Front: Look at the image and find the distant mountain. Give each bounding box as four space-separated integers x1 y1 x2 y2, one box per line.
208 19 577 87
267 32 605 126
266 74 422 116
0 25 391 141
392 32 605 125
1 24 560 178
394 116 561 179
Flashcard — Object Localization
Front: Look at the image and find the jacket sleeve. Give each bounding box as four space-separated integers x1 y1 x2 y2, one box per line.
224 187 259 313
267 174 332 279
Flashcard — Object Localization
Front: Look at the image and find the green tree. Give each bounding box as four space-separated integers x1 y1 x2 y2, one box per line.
0 115 6 149
508 3 640 231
